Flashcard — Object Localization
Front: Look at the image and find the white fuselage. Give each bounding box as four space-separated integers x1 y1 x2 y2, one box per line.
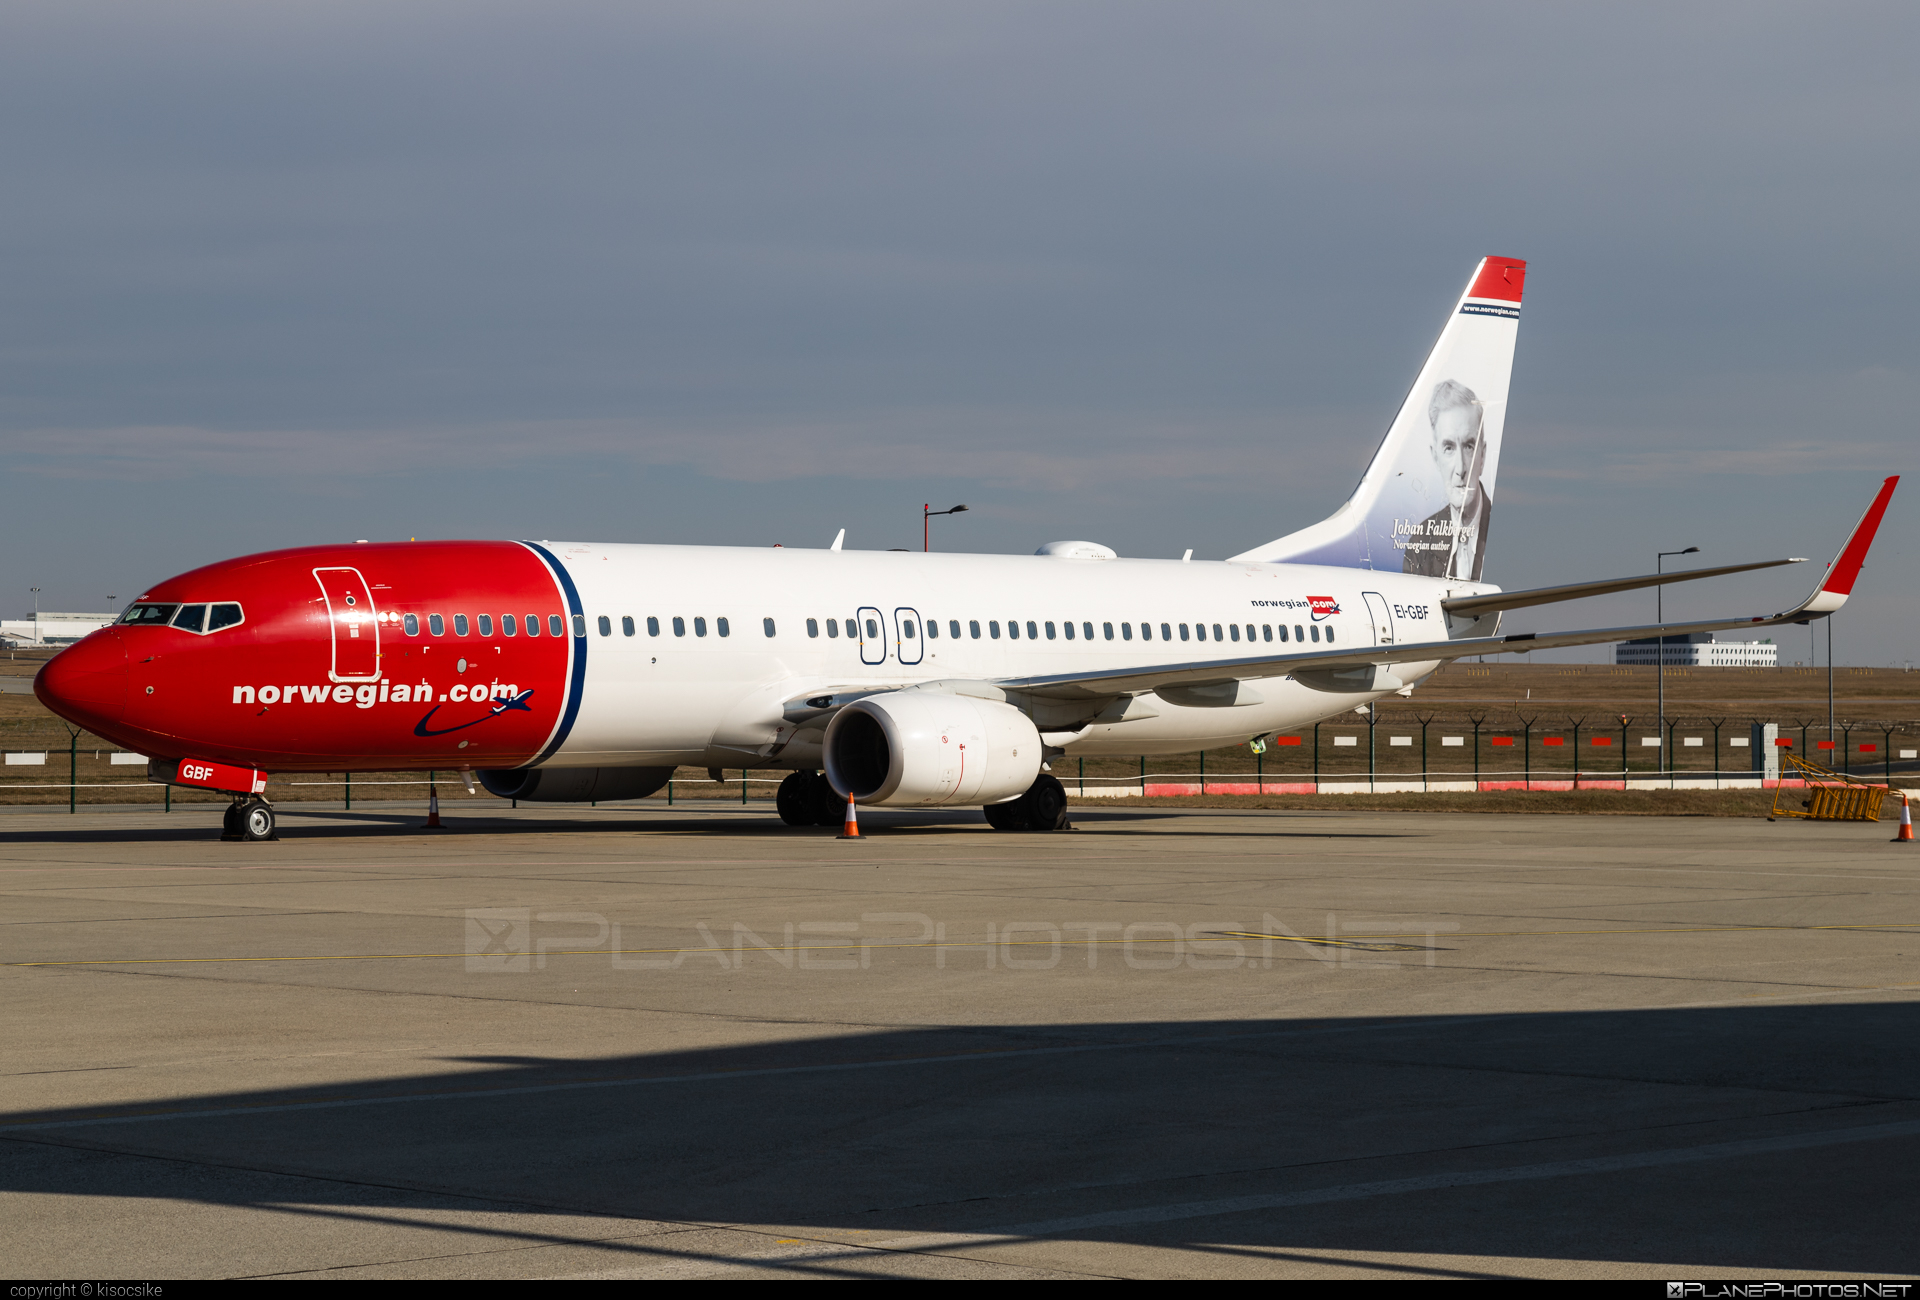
543 543 1485 768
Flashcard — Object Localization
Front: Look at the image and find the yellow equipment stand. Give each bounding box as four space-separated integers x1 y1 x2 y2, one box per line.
1771 751 1892 822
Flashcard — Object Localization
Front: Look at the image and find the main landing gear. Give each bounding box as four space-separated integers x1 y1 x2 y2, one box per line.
221 797 278 842
984 773 1071 833
777 772 845 828
776 771 1071 832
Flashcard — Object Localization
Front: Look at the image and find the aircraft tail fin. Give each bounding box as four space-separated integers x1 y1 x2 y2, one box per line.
1229 256 1526 581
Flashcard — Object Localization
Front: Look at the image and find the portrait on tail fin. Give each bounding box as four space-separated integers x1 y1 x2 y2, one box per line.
1401 378 1493 581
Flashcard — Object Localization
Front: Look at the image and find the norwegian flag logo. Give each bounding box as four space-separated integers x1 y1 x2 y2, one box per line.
1307 595 1341 621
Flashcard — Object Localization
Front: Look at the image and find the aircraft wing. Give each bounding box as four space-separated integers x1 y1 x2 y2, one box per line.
1439 557 1806 619
997 476 1897 702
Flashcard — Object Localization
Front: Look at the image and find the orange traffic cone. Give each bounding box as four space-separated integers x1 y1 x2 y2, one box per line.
1895 800 1913 843
426 781 443 830
838 793 862 839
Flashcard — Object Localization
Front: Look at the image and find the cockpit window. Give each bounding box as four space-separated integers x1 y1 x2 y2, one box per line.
171 605 207 633
206 603 244 632
120 604 178 625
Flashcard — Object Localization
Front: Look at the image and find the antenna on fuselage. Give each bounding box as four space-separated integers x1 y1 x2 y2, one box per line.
830 529 846 552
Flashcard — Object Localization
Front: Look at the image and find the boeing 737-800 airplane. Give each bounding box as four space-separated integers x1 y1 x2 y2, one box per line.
34 257 1898 840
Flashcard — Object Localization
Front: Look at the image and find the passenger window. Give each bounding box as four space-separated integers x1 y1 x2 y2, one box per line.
969 620 980 639
926 619 938 639
989 621 1001 639
1195 623 1206 641
1310 624 1320 642
207 603 244 632
1008 621 1020 640
1161 623 1172 641
1140 622 1151 641
647 616 660 636
950 620 961 638
623 616 635 637
717 617 730 637
1064 621 1075 640
1262 624 1272 642
865 618 878 639
1325 625 1335 643
403 613 419 636
807 618 820 638
1103 622 1113 640
572 615 586 638
763 617 775 637
429 614 445 636
478 614 494 636
1295 624 1304 641
694 617 708 637
903 620 915 638
1179 623 1189 641
596 615 611 636
550 615 565 637
503 614 517 637
673 616 686 637
1246 624 1256 641
826 619 839 638
1121 622 1132 640
1213 623 1223 641
1229 624 1239 642
454 614 469 636
525 614 540 637
1279 625 1288 642
172 604 207 633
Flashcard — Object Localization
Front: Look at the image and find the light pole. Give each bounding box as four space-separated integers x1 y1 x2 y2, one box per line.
924 503 968 552
30 588 40 648
1656 547 1698 775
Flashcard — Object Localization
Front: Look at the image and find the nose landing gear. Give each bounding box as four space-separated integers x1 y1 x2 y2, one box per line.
221 797 278 842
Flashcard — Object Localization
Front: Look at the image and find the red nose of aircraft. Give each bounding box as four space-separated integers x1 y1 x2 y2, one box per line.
35 629 129 733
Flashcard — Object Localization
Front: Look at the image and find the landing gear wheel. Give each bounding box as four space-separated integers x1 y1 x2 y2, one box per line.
239 799 277 842
776 772 815 827
221 800 245 841
805 773 843 827
983 798 1029 831
1026 774 1070 831
984 774 1071 832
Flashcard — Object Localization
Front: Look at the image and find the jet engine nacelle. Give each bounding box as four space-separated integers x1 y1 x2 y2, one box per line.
477 765 675 803
823 691 1042 807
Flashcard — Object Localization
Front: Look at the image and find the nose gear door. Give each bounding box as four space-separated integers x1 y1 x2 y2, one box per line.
314 567 381 681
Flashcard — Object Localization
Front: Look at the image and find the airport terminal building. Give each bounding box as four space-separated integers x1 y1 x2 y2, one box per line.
1614 632 1778 667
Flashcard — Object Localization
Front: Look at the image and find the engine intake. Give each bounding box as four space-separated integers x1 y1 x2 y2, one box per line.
824 691 1041 807
477 766 675 803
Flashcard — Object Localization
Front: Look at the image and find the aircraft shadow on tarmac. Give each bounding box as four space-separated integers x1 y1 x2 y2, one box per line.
0 806 1417 845
4 1002 1917 1276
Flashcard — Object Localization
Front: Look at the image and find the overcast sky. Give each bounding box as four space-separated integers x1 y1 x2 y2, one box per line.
3 1 1914 663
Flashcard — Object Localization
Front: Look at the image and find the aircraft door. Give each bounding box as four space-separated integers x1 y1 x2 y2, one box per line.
855 606 887 666
893 607 924 665
313 567 381 682
1361 592 1395 648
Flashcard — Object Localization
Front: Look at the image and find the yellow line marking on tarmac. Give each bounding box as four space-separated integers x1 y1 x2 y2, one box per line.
9 923 1919 969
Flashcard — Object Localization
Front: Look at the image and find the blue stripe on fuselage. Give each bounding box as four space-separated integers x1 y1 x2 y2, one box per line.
520 541 588 767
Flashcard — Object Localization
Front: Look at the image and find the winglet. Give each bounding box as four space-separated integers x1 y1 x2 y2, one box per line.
1792 476 1898 617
